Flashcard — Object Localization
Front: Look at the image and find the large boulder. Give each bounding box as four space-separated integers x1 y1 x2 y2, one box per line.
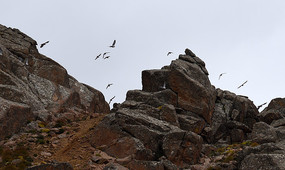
0 24 109 140
204 89 259 143
259 98 285 124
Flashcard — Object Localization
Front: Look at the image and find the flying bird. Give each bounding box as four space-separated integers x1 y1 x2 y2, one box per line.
103 52 110 57
257 102 267 110
40 41 49 48
95 54 101 60
109 40 116 48
185 48 197 57
219 73 226 80
108 96 115 105
106 83 113 89
237 80 248 89
103 56 110 59
167 52 173 56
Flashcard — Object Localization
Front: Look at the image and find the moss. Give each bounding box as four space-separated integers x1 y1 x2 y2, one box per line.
0 145 33 169
250 142 259 147
38 122 45 128
157 106 163 110
41 128 50 133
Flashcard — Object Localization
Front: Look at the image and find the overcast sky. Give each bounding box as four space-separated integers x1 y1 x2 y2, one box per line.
2 1 285 110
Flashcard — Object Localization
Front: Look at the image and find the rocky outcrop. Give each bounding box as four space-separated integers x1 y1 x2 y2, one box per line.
259 98 285 124
0 24 109 140
26 162 73 170
203 89 259 143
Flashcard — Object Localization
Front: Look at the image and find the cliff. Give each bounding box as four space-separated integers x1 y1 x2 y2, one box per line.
1 24 285 170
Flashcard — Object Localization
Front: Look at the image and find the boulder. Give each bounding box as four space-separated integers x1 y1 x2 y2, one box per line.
0 24 109 140
259 98 285 124
249 122 278 144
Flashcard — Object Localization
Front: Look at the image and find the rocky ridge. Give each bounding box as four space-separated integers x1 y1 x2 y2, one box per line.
1 24 285 170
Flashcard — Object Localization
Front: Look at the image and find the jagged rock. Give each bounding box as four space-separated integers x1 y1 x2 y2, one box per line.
0 24 109 140
0 99 33 140
26 162 73 170
259 98 285 124
249 122 278 144
205 89 259 143
240 154 285 170
103 162 128 170
271 118 285 128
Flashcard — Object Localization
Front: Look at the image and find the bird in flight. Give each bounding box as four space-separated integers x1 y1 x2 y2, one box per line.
103 52 110 57
109 40 116 48
95 54 101 60
108 96 115 105
237 80 248 89
103 56 110 59
40 41 49 48
106 83 113 89
167 52 173 56
257 102 267 110
219 73 226 80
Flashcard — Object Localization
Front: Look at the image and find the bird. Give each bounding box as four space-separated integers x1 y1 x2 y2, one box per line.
106 83 113 89
237 80 248 89
219 73 226 80
257 102 267 110
40 41 49 48
108 96 115 105
103 52 110 58
185 48 197 57
167 52 173 56
95 54 101 60
109 40 116 48
103 56 110 59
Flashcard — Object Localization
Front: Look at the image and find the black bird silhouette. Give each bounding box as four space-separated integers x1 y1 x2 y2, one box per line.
103 56 110 59
237 80 248 89
103 52 110 57
108 96 115 105
109 40 116 48
95 54 101 60
106 83 113 89
40 41 49 48
185 48 197 57
219 73 226 80
167 52 173 56
257 102 267 110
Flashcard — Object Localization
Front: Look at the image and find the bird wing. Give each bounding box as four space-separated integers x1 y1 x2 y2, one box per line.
112 40 116 46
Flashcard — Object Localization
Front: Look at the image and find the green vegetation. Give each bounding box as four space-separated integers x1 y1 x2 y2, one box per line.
0 145 33 170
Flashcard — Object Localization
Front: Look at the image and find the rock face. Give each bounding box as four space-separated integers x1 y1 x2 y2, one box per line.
0 24 109 140
91 54 215 169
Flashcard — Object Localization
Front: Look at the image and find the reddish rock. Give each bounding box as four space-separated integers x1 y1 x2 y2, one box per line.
0 24 109 139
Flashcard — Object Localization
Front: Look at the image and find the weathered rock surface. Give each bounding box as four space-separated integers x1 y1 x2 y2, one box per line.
204 89 259 143
0 24 109 140
259 98 285 124
26 162 73 170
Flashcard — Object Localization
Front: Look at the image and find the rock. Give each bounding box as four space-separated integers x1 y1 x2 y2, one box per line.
249 122 278 144
271 118 285 128
206 89 259 143
103 163 128 170
259 98 285 124
26 162 73 170
40 151 52 157
0 24 109 140
0 99 33 140
240 153 285 170
91 155 109 164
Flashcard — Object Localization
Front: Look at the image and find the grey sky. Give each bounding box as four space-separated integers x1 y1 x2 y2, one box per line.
2 1 285 109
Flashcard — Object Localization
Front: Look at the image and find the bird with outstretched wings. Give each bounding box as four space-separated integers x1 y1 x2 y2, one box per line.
257 102 267 110
237 80 248 89
167 52 173 56
95 54 101 60
108 96 115 105
40 41 49 48
106 83 113 89
219 73 226 80
109 40 116 48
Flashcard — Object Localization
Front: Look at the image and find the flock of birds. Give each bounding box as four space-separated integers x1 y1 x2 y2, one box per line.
95 40 117 105
38 42 267 109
